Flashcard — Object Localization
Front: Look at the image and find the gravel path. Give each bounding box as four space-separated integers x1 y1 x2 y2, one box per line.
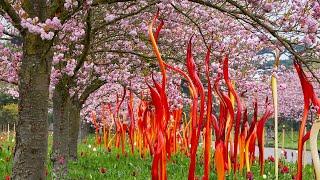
207 142 313 164
255 147 312 164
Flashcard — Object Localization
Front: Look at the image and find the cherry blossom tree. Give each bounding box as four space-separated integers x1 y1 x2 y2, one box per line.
0 0 137 179
1 0 318 178
189 0 320 81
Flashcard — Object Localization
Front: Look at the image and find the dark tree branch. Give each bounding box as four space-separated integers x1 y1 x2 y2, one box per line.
189 0 320 83
170 3 208 49
0 77 18 85
91 49 183 64
71 9 92 78
91 0 137 6
0 0 23 32
78 78 106 105
92 1 156 33
3 30 21 39
224 0 320 83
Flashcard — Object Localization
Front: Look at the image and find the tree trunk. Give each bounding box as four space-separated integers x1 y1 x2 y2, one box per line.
12 33 52 179
68 103 81 160
51 80 70 178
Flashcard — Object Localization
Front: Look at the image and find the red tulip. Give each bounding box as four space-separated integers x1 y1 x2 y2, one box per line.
246 171 254 180
58 156 65 165
280 166 289 174
5 156 10 162
268 156 275 162
100 167 107 174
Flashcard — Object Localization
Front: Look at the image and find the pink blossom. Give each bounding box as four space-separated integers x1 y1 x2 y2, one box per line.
52 53 64 65
312 4 320 19
0 23 4 36
64 0 78 10
105 14 116 22
305 17 318 33
129 30 138 36
45 17 62 30
263 3 273 13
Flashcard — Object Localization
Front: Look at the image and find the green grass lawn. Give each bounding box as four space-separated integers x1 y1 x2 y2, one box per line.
264 130 320 150
0 133 317 179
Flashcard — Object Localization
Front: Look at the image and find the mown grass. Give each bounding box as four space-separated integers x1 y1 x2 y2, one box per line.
265 130 320 150
0 133 317 179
